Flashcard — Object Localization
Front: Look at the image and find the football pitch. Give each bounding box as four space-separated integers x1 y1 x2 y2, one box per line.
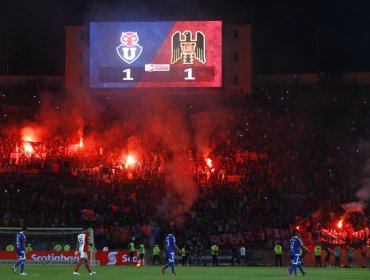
1 265 369 280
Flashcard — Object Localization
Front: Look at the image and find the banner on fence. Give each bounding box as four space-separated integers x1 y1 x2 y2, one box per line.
209 231 263 245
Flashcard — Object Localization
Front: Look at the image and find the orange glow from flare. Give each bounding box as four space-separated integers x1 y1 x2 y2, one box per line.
22 135 34 142
206 158 213 168
79 138 83 148
23 142 34 154
21 126 43 143
125 155 136 168
21 127 36 142
337 219 343 229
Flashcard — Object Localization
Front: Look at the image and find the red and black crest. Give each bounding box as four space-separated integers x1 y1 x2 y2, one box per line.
171 30 206 64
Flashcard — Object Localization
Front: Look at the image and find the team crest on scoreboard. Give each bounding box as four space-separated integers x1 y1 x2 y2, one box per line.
171 30 206 64
116 32 143 64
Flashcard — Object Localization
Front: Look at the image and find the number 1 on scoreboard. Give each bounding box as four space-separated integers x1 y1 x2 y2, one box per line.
184 68 195 80
123 69 134 81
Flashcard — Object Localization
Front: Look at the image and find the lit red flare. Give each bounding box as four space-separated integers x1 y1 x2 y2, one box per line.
337 219 343 229
125 155 137 168
23 142 34 154
21 126 37 142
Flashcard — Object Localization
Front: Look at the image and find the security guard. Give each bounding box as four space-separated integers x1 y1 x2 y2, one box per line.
54 244 62 251
26 243 33 252
314 243 322 267
211 243 219 266
138 243 145 266
274 242 282 267
6 244 15 251
152 244 161 265
64 244 71 252
129 240 135 265
181 247 187 266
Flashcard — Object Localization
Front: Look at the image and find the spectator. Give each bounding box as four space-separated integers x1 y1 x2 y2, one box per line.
334 245 341 268
347 245 354 267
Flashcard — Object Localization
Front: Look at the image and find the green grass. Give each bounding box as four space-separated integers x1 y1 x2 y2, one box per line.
1 265 369 280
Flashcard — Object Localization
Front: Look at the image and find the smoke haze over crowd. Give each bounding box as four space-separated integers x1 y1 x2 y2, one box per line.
6 87 233 224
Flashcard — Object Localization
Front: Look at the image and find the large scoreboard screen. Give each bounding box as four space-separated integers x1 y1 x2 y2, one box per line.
89 21 222 88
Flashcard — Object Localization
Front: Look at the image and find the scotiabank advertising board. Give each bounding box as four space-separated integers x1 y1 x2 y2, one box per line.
95 251 138 265
0 251 79 262
89 21 222 88
0 250 136 265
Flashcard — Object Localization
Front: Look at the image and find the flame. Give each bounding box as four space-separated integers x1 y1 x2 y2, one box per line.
206 158 213 168
77 128 84 148
337 219 343 229
23 142 34 154
125 155 136 168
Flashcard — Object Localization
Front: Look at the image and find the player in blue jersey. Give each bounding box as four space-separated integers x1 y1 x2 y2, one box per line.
287 230 309 276
12 227 27 275
161 233 181 275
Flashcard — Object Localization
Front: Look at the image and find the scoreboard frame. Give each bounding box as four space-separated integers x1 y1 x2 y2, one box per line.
89 21 222 88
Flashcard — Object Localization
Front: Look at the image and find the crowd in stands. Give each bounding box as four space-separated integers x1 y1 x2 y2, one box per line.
0 83 369 251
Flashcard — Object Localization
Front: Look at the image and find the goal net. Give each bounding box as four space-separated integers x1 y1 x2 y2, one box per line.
0 227 97 265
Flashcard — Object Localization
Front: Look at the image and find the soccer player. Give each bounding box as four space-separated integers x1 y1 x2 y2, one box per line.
12 227 27 275
161 233 181 275
73 228 96 276
287 230 309 276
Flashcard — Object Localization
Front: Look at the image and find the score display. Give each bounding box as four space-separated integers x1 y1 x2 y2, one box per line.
89 21 222 88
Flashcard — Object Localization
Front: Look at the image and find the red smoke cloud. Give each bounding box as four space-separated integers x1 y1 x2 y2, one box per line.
11 89 233 225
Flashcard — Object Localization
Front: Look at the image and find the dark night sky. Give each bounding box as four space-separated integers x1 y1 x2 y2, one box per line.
0 0 370 75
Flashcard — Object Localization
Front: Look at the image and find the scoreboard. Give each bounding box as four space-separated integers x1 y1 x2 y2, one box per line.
89 21 222 88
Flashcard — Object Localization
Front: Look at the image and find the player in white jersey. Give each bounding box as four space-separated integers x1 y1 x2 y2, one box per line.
73 228 96 276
